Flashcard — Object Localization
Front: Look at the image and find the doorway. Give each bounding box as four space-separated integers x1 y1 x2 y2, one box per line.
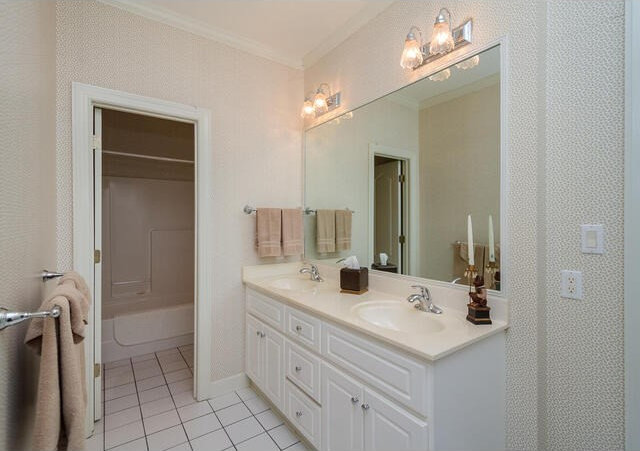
72 83 213 436
373 155 407 273
95 108 196 422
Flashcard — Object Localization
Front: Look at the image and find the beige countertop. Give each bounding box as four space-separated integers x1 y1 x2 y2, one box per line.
243 262 508 362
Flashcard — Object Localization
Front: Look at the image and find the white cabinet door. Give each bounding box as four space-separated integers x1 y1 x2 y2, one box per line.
246 315 264 387
364 388 428 451
322 364 364 451
263 324 285 411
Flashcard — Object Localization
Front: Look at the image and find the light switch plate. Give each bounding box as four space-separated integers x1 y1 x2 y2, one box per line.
581 224 604 254
561 270 583 300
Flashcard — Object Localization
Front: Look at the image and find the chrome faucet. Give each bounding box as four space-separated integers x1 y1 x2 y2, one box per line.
407 285 443 314
300 263 323 282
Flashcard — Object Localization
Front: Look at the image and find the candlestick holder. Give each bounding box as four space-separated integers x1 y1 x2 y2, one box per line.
464 264 477 289
485 261 498 289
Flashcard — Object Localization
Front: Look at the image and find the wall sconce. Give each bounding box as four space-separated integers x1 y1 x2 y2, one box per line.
301 83 341 118
400 7 472 71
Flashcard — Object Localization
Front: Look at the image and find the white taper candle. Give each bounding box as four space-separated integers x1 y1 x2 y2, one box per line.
488 215 495 263
467 214 474 265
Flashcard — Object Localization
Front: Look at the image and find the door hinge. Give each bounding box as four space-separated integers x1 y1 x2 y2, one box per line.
398 174 406 183
92 135 101 150
94 249 101 264
399 235 406 244
94 363 101 378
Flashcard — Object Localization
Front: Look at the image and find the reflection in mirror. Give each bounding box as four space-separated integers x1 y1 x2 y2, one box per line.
304 46 502 291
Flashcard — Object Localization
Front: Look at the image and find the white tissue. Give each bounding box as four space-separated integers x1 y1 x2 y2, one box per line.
379 253 388 266
342 256 360 269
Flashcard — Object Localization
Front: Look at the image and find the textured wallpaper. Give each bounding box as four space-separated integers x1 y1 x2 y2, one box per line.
0 1 57 450
304 1 625 450
55 1 304 382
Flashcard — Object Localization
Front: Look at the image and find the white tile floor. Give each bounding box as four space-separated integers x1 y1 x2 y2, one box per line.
88 345 310 451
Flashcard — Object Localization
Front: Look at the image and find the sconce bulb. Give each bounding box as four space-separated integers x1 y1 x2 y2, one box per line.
301 100 315 118
455 55 480 70
429 68 451 82
313 92 328 113
400 32 423 69
428 19 454 55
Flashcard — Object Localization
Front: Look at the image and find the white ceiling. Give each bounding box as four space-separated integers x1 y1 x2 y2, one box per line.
100 0 393 69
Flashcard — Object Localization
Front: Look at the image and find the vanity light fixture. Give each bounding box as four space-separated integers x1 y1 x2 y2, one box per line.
400 7 472 71
301 83 341 119
455 54 480 70
429 68 451 82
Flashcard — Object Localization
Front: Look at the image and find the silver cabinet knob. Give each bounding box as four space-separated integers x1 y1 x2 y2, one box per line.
295 366 302 372
295 325 302 332
351 396 359 403
361 403 370 410
256 331 261 336
296 411 303 417
257 331 265 338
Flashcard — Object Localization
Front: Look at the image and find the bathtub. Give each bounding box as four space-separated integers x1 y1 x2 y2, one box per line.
102 302 194 362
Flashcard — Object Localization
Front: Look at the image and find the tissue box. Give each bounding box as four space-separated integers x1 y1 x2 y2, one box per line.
340 268 368 294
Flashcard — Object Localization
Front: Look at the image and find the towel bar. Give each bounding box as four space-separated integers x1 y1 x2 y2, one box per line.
0 305 61 330
243 205 355 215
42 269 64 281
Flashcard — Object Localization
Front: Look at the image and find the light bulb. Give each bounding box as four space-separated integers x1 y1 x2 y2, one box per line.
400 31 423 69
428 10 454 55
301 100 315 118
313 91 328 114
456 55 480 70
429 68 451 82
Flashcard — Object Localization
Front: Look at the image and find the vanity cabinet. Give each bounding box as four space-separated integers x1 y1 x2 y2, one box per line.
245 287 505 451
322 363 427 451
245 313 285 411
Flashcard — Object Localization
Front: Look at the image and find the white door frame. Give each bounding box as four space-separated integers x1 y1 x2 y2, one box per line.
625 1 639 449
72 83 213 435
368 144 419 274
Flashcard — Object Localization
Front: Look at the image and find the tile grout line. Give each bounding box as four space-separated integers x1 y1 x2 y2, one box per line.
131 357 151 451
209 397 237 451
156 348 194 451
236 392 293 450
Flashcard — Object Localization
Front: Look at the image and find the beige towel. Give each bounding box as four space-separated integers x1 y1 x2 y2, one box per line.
25 277 90 451
256 208 282 257
282 208 303 256
335 210 352 251
316 209 336 253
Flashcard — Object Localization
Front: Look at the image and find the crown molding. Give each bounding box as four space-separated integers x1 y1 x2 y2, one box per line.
98 0 304 69
302 2 393 68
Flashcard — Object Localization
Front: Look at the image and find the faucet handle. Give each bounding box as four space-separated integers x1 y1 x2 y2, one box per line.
411 285 431 299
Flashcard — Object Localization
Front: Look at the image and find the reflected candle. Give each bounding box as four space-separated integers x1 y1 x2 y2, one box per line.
488 215 495 263
467 215 474 266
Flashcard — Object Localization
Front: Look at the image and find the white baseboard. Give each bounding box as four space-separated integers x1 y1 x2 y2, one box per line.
201 372 249 400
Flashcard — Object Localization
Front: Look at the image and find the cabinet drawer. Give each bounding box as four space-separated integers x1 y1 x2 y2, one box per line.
285 306 322 353
246 288 284 331
285 379 321 449
286 340 322 403
323 323 430 417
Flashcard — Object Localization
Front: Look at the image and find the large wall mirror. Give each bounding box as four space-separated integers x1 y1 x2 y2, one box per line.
304 45 504 292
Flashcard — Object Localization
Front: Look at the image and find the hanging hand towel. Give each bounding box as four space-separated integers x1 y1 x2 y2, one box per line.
25 276 90 451
316 209 336 253
282 208 303 256
335 209 352 251
256 208 282 257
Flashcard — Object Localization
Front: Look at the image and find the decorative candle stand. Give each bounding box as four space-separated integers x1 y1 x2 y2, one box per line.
463 264 477 283
485 261 498 290
466 269 492 325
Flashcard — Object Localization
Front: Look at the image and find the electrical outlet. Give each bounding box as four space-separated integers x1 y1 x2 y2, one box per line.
561 270 583 300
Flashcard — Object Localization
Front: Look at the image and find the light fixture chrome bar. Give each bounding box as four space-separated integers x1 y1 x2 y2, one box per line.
243 205 354 215
103 150 194 164
315 92 341 117
414 18 473 70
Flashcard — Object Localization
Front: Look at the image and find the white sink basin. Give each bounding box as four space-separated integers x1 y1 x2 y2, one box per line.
352 301 445 334
268 276 324 293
